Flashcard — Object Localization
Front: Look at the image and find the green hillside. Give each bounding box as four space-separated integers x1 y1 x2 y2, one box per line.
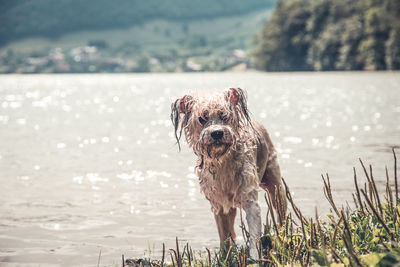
0 0 275 73
253 0 400 71
2 9 271 54
0 0 275 45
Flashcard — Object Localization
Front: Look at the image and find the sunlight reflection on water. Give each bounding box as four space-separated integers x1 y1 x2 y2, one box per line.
0 72 399 265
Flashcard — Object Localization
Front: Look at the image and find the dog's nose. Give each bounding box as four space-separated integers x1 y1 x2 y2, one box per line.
211 130 224 140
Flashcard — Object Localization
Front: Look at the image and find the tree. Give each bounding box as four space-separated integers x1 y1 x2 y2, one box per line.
252 0 312 71
253 0 400 71
385 28 400 69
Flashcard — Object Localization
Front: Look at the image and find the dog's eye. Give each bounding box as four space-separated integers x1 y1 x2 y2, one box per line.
199 117 207 125
219 112 228 122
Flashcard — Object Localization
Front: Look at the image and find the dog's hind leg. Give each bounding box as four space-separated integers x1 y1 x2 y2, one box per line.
214 208 237 249
260 158 287 222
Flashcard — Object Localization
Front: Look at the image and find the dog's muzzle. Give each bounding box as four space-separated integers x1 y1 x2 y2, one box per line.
200 126 234 159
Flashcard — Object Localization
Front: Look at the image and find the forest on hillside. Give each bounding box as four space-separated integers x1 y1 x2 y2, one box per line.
253 0 400 71
0 0 274 45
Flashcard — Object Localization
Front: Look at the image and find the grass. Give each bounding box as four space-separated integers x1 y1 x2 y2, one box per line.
124 149 399 266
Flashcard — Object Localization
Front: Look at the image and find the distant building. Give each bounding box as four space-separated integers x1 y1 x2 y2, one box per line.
185 60 202 72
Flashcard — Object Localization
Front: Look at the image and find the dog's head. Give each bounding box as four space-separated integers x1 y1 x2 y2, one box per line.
171 88 251 160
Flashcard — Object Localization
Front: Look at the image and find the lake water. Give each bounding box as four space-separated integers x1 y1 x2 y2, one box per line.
0 72 399 266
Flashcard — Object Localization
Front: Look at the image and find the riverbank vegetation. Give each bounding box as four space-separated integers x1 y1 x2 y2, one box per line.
253 0 400 71
125 150 399 266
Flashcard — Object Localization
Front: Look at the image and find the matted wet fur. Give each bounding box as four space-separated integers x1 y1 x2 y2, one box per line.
171 88 287 258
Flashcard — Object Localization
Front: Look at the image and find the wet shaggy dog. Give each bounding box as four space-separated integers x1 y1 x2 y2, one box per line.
171 88 287 257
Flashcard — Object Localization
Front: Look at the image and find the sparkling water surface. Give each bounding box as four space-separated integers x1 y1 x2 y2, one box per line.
0 72 399 266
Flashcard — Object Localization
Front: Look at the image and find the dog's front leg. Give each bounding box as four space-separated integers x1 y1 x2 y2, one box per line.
243 200 261 259
214 208 237 249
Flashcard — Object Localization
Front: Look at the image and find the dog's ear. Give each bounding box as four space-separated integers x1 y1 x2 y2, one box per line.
225 88 251 125
178 95 194 114
171 95 194 150
228 88 240 105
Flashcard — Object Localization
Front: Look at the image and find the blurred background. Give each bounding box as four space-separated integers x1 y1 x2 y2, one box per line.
0 1 399 266
1 0 399 73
